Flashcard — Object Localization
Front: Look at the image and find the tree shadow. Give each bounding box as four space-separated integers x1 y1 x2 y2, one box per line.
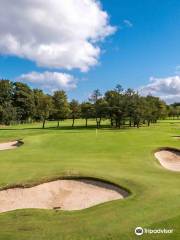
0 124 131 132
0 125 97 131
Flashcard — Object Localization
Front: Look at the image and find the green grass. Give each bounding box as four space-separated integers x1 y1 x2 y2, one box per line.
0 119 180 240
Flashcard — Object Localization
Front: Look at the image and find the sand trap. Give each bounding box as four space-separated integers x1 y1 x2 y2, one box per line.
155 148 180 171
0 140 22 151
173 136 180 140
0 179 128 213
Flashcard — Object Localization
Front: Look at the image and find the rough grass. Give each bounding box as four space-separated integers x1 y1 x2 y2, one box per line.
0 119 179 240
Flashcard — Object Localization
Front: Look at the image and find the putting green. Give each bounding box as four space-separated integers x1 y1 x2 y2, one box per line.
0 119 179 240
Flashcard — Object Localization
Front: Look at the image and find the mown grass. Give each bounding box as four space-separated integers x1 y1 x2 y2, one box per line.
0 119 179 240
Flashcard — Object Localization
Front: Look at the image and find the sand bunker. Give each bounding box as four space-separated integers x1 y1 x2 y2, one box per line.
0 140 22 151
173 136 180 140
155 148 180 171
0 179 128 213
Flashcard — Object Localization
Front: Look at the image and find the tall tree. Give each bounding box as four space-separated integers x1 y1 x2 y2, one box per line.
0 80 15 125
94 98 108 128
53 91 70 127
105 89 126 128
0 80 13 104
124 88 136 127
13 82 35 123
81 102 94 127
33 89 45 121
38 94 52 129
70 100 80 127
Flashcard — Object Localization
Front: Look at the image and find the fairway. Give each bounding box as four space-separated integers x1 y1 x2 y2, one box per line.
0 120 179 240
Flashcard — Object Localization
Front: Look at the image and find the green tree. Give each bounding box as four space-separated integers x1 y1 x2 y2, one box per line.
70 100 80 127
0 80 15 125
0 80 13 104
145 95 167 124
53 91 70 127
38 94 52 129
33 89 46 121
0 102 17 125
94 99 108 128
124 88 136 127
105 89 126 128
13 82 35 123
81 102 94 127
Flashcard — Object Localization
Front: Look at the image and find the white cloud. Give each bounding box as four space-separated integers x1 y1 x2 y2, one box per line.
17 71 77 92
0 0 116 72
139 76 180 103
123 19 133 28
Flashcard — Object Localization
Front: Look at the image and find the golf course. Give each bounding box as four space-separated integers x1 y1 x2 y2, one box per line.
0 119 179 240
1 0 180 239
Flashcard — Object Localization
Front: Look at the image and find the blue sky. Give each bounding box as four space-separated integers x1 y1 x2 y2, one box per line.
0 0 180 103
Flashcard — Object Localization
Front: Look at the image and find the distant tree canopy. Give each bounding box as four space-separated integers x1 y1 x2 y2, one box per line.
167 102 180 119
0 79 178 128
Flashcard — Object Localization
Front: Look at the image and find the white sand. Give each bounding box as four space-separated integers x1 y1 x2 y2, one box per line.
155 149 180 171
0 179 127 213
0 141 19 151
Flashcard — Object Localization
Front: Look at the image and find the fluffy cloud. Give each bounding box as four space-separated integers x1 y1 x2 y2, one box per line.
139 76 180 103
17 71 77 91
0 0 116 72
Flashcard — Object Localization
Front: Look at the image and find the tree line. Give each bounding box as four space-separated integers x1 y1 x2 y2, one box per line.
0 80 179 128
167 102 180 119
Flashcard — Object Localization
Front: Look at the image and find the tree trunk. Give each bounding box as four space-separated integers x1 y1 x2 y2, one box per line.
110 117 113 127
57 121 60 128
42 119 46 129
115 119 118 128
118 119 121 128
96 118 99 128
85 118 88 127
129 119 132 127
99 118 101 128
72 118 75 127
96 118 101 129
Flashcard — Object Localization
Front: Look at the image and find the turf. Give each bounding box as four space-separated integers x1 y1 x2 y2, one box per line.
0 119 179 240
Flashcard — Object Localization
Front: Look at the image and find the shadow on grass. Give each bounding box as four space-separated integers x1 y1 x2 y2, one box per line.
0 120 154 132
0 124 132 132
